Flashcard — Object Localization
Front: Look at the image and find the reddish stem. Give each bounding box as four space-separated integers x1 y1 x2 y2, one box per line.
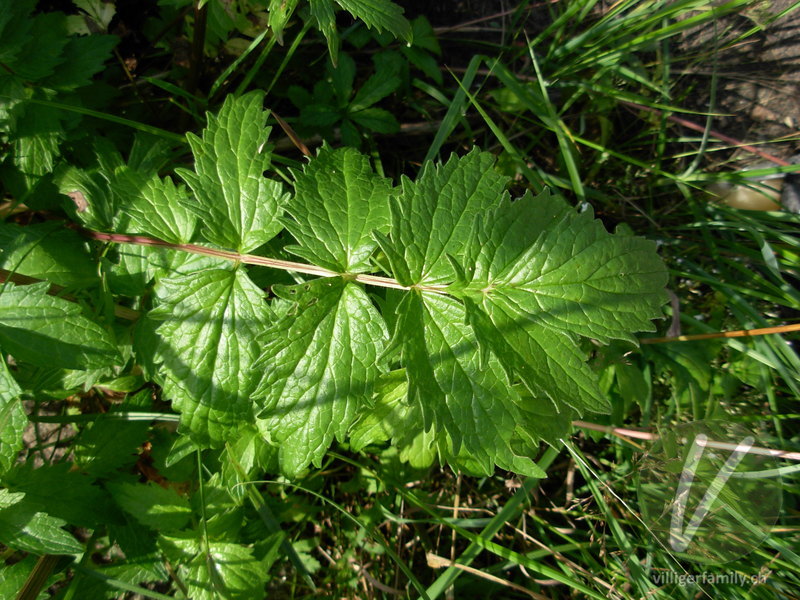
619 100 791 167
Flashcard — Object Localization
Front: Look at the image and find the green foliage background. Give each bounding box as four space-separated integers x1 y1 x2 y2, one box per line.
1 0 798 598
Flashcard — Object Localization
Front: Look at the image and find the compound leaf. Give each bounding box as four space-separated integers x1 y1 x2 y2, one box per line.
284 145 392 272
150 269 268 446
254 277 387 476
177 91 289 253
456 189 667 412
371 150 667 472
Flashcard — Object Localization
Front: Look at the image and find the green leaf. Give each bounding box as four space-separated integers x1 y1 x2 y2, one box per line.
0 0 34 67
4 463 113 528
0 358 26 475
53 164 116 231
268 0 299 44
0 281 119 369
462 190 668 344
177 91 289 253
254 277 387 476
3 99 65 193
309 0 339 61
74 414 151 477
0 557 42 600
115 174 197 244
108 482 192 532
329 53 356 103
150 268 268 446
513 388 576 447
455 188 666 410
349 369 436 469
334 0 412 42
463 296 608 414
388 292 545 476
375 148 508 286
158 533 270 600
299 103 341 128
73 0 117 30
283 145 392 272
0 221 98 288
40 34 118 90
0 489 83 555
12 12 69 82
369 149 667 472
103 242 156 297
349 107 399 133
408 15 440 54
349 52 403 111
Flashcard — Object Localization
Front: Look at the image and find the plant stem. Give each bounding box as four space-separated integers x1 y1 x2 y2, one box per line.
641 322 800 344
572 420 800 461
81 230 448 293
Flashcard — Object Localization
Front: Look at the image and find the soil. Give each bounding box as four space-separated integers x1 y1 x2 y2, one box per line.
678 0 800 162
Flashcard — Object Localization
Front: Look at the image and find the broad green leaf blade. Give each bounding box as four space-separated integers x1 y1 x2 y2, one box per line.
12 12 68 82
447 188 666 416
267 0 299 44
327 53 356 102
334 0 412 42
392 292 544 476
150 268 268 446
349 53 403 112
40 33 118 90
309 0 339 61
115 174 197 244
0 358 25 475
376 148 508 286
463 296 608 414
108 482 192 532
349 369 437 469
73 0 116 30
254 278 387 476
53 164 116 231
0 282 119 369
74 414 150 478
4 98 65 198
462 189 668 343
349 107 399 133
0 490 83 555
0 221 98 288
159 533 270 600
177 91 289 253
0 0 33 67
4 463 113 528
284 145 392 272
